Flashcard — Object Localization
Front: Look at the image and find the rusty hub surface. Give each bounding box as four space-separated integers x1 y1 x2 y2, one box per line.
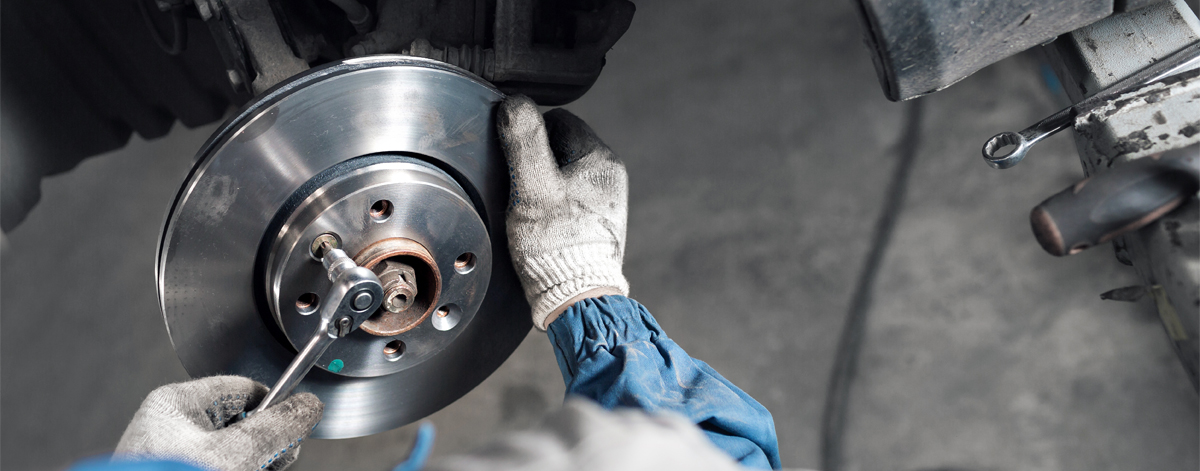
354 238 441 336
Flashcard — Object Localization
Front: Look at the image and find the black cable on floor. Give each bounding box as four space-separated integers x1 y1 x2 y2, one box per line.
820 99 924 471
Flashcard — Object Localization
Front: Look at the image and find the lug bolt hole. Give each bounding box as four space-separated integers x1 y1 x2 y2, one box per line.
370 200 393 222
296 293 319 315
454 252 476 274
383 340 406 361
432 304 462 331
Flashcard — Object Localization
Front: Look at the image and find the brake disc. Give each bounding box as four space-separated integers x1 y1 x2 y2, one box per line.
156 56 530 439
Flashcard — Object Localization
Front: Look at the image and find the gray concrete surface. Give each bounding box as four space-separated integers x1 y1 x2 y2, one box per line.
2 1 1196 470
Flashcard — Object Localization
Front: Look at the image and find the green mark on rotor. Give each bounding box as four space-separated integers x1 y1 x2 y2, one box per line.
328 359 345 373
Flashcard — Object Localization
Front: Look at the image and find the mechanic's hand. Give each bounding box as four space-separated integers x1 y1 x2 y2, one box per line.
114 376 323 471
498 95 630 330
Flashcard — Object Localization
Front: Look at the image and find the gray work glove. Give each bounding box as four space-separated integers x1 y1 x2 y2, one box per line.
498 95 630 330
114 376 323 471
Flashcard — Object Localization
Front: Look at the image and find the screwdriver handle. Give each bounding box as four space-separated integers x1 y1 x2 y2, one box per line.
1031 150 1199 256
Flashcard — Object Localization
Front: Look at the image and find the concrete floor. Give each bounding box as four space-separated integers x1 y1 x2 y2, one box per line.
2 2 1196 470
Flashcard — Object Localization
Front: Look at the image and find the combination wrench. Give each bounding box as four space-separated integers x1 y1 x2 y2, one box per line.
982 41 1200 170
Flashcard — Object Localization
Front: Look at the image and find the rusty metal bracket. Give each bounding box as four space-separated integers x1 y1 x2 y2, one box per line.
197 0 309 94
389 0 635 105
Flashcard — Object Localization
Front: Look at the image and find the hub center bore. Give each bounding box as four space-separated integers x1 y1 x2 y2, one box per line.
264 156 493 378
353 238 441 336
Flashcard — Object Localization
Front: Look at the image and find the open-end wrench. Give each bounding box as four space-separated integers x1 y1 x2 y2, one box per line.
246 241 383 416
982 41 1200 169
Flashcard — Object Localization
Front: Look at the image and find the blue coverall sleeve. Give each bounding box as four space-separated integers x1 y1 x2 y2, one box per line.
545 295 782 469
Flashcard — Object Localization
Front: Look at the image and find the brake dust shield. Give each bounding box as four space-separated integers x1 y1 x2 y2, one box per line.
156 56 530 439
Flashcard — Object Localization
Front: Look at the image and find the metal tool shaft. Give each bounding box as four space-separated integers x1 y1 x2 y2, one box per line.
249 246 383 416
257 318 341 412
983 41 1200 169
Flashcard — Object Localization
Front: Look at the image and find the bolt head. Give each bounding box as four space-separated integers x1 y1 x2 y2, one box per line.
352 292 374 311
310 233 340 260
384 287 416 312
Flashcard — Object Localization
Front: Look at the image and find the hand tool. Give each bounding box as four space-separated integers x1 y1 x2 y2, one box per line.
982 41 1200 169
247 240 384 416
1030 147 1199 256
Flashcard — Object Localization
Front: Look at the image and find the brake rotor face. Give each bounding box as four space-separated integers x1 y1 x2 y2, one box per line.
157 56 531 439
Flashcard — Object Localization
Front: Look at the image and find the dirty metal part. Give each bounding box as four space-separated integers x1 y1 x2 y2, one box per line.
981 41 1200 169
345 0 487 58
195 0 632 104
1113 235 1135 265
1116 0 1174 12
352 0 634 105
326 0 373 34
1030 149 1199 256
1040 0 1199 388
195 0 252 94
352 238 443 337
1050 0 1200 174
199 0 310 94
1044 0 1200 103
1119 198 1200 389
855 0 1117 102
487 0 633 104
401 38 494 83
1074 69 1200 172
380 261 418 313
1100 285 1151 301
250 247 383 416
158 57 529 438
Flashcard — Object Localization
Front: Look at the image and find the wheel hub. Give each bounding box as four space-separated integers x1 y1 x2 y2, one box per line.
157 56 530 438
265 157 491 378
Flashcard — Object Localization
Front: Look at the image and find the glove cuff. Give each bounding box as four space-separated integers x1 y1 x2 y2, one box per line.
523 245 629 330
